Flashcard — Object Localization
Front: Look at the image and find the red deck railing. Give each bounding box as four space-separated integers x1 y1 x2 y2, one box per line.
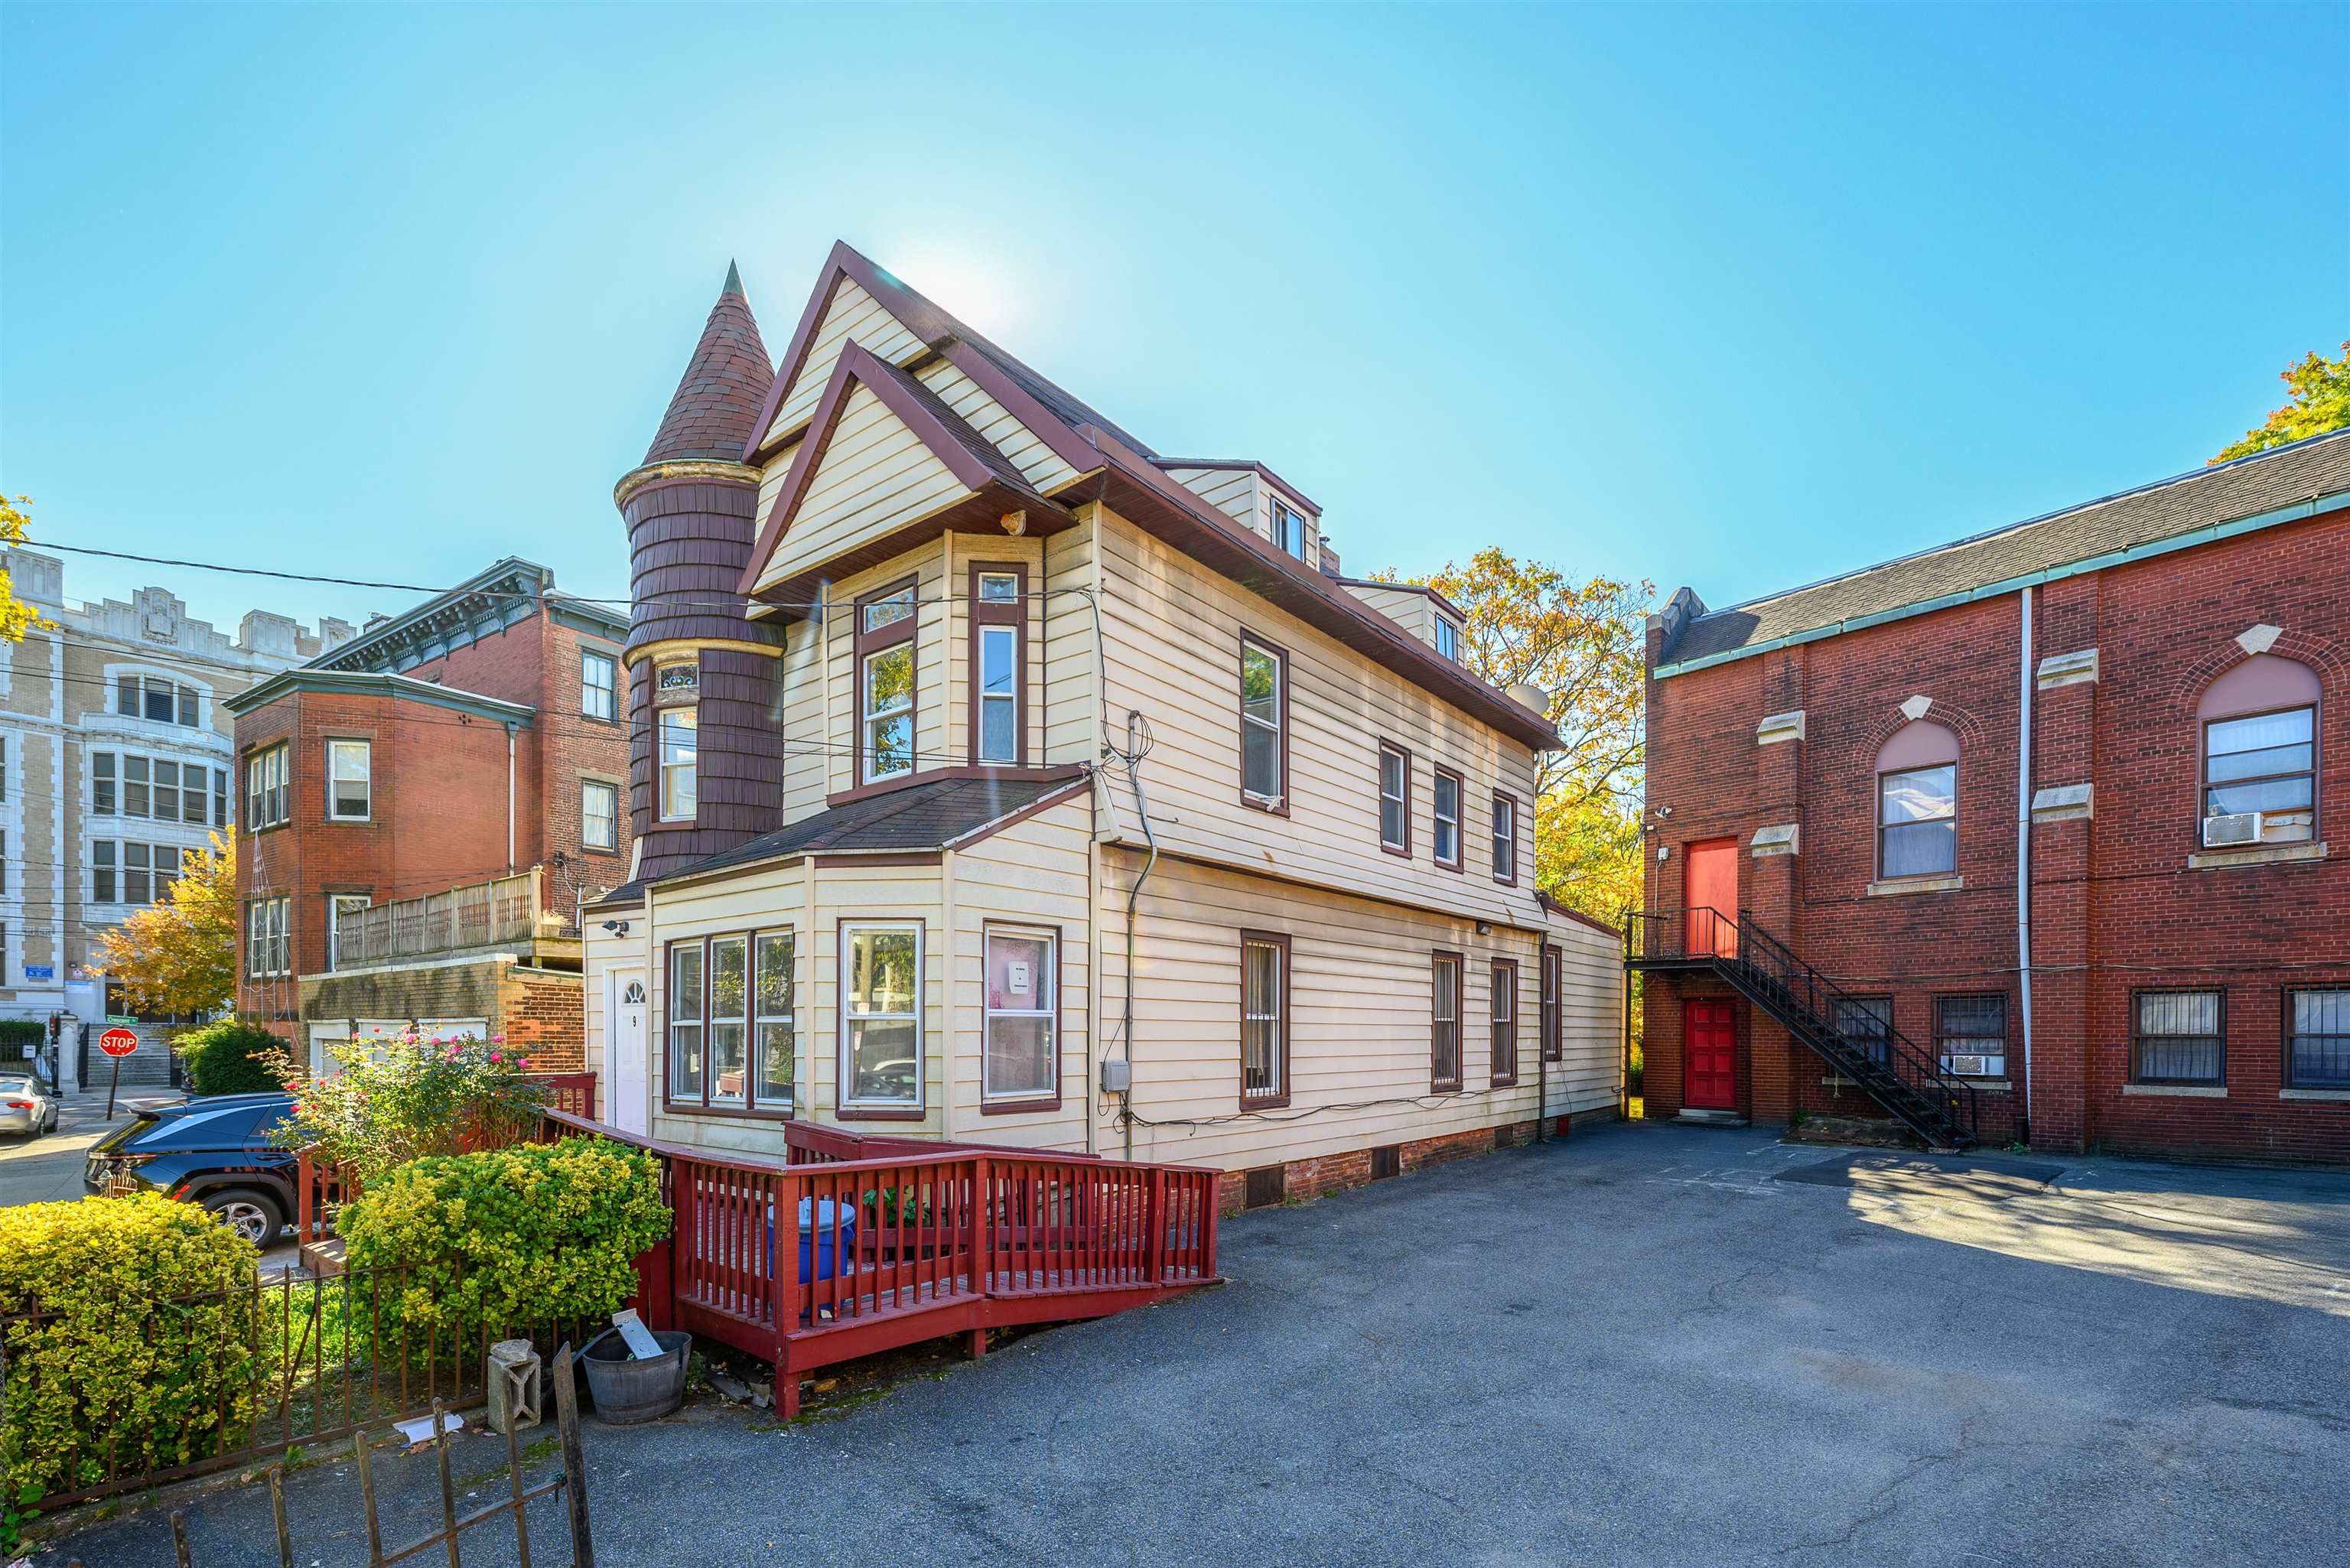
537 1109 1220 1416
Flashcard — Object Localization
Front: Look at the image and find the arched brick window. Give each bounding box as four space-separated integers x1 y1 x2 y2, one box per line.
1875 721 1959 879
2197 655 2320 847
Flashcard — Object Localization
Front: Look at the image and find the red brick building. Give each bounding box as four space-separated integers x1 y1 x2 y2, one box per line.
1632 431 2349 1162
225 558 631 1064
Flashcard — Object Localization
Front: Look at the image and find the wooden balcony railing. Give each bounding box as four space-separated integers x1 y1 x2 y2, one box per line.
535 1109 1219 1417
333 869 545 971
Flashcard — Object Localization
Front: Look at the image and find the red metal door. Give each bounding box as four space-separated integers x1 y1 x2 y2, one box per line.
1683 838 1739 957
1684 999 1737 1111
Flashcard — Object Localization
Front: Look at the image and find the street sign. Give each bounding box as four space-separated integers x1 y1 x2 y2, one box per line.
105 1014 138 1026
21 964 54 981
99 1027 141 1057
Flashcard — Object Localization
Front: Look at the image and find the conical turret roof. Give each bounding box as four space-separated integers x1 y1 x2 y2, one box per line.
642 262 773 464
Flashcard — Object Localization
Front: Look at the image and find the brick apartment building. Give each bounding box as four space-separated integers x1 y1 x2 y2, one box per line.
1632 430 2348 1163
224 558 631 1071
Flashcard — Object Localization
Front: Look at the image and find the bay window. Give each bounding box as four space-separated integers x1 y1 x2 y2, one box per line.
983 925 1058 1107
708 935 748 1106
667 941 705 1101
668 930 794 1114
841 923 921 1112
755 932 795 1108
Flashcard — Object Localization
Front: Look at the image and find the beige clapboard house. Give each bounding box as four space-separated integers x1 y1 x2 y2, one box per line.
583 246 1623 1204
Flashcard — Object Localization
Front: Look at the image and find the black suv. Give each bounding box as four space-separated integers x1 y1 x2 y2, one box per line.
84 1092 299 1245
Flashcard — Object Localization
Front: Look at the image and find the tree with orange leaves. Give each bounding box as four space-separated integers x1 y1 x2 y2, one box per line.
91 833 238 1017
2213 342 2349 464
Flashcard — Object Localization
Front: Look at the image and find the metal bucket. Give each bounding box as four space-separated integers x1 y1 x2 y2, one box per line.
577 1328 693 1424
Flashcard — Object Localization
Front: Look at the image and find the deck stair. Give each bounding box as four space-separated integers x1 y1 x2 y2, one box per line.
1627 906 1978 1151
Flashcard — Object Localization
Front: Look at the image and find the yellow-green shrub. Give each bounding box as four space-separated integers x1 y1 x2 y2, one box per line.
335 1137 670 1335
0 1195 260 1511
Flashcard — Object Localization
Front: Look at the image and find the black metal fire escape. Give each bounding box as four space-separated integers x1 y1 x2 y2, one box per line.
1627 906 1979 1151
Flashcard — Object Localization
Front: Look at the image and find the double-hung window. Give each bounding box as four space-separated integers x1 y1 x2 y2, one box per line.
1271 501 1307 558
1378 743 1410 854
93 843 116 904
1541 945 1562 1062
1831 996 1895 1068
246 897 289 978
93 753 116 815
1240 932 1289 1108
581 651 617 721
841 923 921 1112
1431 952 1463 1091
858 584 918 783
1432 766 1464 870
1239 636 1285 808
2203 708 2316 844
1879 764 1957 877
659 711 698 821
582 780 618 851
1934 994 2007 1078
2133 990 2222 1086
117 675 200 727
971 567 1024 766
983 926 1058 1107
246 744 289 829
2288 990 2350 1090
668 931 794 1114
667 942 705 1101
326 740 370 821
1490 959 1518 1087
1492 792 1518 884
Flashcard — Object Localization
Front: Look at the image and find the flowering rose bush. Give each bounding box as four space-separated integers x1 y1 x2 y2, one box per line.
271 1031 547 1183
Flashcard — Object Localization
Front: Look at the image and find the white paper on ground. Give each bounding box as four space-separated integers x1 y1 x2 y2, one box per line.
394 1410 463 1443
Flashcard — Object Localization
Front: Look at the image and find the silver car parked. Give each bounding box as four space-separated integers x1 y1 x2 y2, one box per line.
0 1073 61 1137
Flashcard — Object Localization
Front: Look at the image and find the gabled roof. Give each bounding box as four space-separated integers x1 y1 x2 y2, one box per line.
662 770 1092 884
643 262 773 465
745 242 1156 465
1658 430 2350 674
730 242 1559 752
305 558 626 677
738 340 1071 598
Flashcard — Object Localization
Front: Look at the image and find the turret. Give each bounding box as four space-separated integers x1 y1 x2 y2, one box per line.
615 262 788 880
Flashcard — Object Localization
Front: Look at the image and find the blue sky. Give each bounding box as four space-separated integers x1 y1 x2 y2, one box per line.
3 2 2343 634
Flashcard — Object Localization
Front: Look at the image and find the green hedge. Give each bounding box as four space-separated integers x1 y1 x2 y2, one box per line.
0 1020 42 1061
337 1137 670 1338
173 1020 283 1097
0 1196 261 1513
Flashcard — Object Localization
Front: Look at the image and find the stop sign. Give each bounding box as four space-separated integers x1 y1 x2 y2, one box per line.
99 1027 140 1057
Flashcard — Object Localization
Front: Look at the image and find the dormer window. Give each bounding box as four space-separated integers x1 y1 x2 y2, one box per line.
1271 500 1307 559
1434 618 1462 662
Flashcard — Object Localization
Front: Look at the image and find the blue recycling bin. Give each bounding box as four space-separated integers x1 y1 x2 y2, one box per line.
767 1197 855 1284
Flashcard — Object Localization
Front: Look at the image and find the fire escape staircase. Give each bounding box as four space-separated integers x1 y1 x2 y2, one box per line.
1628 906 1979 1152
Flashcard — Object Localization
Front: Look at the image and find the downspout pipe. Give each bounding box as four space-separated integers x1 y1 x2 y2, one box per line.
2016 587 2034 1140
506 722 518 873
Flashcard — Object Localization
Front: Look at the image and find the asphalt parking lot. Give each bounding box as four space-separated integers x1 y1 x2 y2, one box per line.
44 1121 2350 1567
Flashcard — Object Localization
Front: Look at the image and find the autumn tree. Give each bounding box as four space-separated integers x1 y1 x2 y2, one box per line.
2213 341 2350 464
1381 550 1650 924
0 493 47 642
92 833 237 1017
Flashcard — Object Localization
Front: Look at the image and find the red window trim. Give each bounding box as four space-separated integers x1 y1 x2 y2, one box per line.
1490 958 1518 1087
1431 766 1466 873
965 562 1030 768
1239 929 1294 1109
1238 630 1291 817
662 930 799 1122
853 577 921 787
1378 739 1412 857
1491 789 1519 886
1431 948 1464 1092
978 919 1063 1114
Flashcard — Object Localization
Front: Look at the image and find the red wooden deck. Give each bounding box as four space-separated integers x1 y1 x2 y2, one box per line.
539 1109 1222 1416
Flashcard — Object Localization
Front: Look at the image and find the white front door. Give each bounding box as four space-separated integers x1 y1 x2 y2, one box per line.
609 967 649 1134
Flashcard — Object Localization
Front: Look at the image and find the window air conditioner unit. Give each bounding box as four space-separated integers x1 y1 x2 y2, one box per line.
2202 812 2262 848
1942 1054 1995 1078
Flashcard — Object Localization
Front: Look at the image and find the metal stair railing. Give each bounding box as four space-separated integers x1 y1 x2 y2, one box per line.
1625 906 1978 1148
